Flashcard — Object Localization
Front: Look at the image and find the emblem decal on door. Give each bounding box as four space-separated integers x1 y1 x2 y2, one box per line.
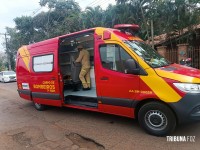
129 90 153 94
22 83 30 90
33 80 55 92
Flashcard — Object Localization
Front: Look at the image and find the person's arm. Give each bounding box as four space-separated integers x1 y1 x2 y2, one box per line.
75 51 83 63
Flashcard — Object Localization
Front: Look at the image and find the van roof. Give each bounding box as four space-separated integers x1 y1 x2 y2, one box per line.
28 28 95 48
26 26 141 49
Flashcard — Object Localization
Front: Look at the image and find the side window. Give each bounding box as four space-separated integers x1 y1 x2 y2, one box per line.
99 44 132 73
33 54 53 72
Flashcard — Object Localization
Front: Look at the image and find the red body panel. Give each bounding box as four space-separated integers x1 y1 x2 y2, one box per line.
16 27 157 119
92 33 140 117
34 98 62 107
136 79 159 101
17 40 63 107
162 77 186 97
156 63 200 78
16 56 31 100
30 42 62 107
101 104 134 118
17 26 197 120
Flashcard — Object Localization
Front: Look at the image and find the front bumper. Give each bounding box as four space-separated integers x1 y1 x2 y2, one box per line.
169 93 200 124
4 78 16 82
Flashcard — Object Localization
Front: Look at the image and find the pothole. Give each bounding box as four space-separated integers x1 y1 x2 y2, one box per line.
8 127 46 148
12 132 32 147
66 133 105 150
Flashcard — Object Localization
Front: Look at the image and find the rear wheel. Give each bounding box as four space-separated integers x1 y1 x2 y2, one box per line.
138 101 176 136
33 102 46 111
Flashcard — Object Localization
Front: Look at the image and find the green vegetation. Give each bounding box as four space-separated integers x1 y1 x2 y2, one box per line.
0 52 6 71
1 0 200 70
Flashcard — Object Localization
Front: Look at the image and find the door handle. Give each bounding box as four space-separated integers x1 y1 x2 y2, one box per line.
100 76 109 80
50 77 56 80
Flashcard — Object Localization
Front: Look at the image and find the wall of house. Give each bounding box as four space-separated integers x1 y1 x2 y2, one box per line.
155 28 200 69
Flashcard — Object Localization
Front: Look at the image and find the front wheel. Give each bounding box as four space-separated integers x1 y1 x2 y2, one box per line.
138 101 176 136
33 102 46 111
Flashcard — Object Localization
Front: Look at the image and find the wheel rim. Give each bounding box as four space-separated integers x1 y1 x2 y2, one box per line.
144 110 168 131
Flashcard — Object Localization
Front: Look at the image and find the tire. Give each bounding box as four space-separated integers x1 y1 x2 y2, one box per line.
138 101 176 136
33 102 46 111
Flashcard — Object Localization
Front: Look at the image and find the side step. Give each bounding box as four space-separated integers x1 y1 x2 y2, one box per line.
65 95 98 108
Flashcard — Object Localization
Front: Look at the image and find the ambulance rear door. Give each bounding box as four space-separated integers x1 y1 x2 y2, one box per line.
30 41 63 107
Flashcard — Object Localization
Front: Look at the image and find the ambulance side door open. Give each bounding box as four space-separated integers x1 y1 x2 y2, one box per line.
96 42 140 116
30 47 62 107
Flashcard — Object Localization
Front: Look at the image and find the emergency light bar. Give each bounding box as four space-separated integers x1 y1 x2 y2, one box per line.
114 24 140 35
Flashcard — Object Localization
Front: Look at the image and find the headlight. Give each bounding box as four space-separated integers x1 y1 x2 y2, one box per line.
173 83 200 93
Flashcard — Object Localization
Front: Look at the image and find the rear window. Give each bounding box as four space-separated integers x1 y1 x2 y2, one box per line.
33 54 53 72
33 54 54 72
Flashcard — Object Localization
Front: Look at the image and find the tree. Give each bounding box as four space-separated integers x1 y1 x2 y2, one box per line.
0 52 6 71
81 6 104 28
14 16 34 44
102 4 116 27
4 27 21 70
38 0 82 37
2 0 200 69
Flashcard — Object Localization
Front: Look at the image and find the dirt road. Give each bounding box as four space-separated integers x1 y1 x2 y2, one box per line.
0 82 200 150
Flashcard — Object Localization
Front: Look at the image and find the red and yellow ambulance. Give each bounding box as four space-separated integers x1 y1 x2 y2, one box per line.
16 24 200 136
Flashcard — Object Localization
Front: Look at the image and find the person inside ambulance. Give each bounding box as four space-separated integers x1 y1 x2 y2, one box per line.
75 45 91 90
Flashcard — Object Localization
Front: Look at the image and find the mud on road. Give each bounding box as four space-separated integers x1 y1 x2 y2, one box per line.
0 82 200 150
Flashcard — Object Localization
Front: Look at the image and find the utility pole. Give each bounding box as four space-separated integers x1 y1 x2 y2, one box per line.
151 20 154 49
0 33 11 70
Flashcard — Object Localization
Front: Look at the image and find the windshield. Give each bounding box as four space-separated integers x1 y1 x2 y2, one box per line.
3 71 16 75
124 40 170 68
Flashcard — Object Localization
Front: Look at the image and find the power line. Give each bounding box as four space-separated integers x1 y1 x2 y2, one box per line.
22 8 41 13
86 0 106 8
92 0 110 7
32 7 43 16
86 0 102 7
86 0 113 8
30 5 49 17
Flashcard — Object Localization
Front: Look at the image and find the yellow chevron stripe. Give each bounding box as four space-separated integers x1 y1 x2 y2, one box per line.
155 69 200 83
95 28 182 102
18 46 30 72
140 68 182 102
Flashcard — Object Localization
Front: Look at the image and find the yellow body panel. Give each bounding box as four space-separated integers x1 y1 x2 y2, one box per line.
18 46 30 72
140 68 182 102
95 27 183 103
155 69 200 83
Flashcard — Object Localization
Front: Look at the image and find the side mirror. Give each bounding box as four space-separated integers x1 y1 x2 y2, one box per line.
125 59 140 75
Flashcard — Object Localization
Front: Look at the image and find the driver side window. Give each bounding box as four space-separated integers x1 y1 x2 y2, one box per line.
99 44 133 73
